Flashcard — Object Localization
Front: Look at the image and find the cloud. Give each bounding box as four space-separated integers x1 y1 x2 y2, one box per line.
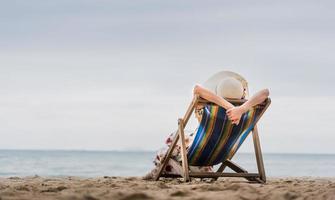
0 0 334 152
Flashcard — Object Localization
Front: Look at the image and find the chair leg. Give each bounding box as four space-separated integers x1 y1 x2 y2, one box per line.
252 125 266 183
217 160 247 173
224 160 248 173
214 161 227 181
215 125 267 183
216 160 257 182
154 96 198 181
178 119 190 182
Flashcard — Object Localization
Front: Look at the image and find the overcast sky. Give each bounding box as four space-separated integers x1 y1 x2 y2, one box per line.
1 0 334 153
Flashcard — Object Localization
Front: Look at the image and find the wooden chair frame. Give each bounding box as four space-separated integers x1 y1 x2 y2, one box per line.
154 95 271 183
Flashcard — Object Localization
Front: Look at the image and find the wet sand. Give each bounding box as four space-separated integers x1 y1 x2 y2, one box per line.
0 176 335 200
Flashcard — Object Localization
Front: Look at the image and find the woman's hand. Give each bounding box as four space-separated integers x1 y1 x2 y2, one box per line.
227 89 269 125
226 106 247 125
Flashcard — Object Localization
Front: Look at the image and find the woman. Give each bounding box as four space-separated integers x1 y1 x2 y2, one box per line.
144 71 270 180
193 84 269 125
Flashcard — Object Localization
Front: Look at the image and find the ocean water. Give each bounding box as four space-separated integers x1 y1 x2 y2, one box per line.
0 150 334 178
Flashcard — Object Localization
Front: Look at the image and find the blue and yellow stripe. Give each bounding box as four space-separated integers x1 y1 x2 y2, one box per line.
187 104 263 166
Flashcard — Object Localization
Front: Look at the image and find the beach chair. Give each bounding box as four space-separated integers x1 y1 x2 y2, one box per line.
154 95 271 183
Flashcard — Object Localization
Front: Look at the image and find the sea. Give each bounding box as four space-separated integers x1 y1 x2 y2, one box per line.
0 150 334 178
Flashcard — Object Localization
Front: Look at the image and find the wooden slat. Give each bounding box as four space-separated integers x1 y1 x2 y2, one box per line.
162 172 260 179
161 172 260 178
250 99 271 183
224 160 248 173
224 160 259 182
154 96 198 181
183 95 199 125
189 172 260 178
198 97 248 106
216 162 227 174
161 173 182 178
178 119 190 182
252 125 266 183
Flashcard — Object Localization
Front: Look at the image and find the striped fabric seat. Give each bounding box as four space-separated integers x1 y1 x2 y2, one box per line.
187 104 264 166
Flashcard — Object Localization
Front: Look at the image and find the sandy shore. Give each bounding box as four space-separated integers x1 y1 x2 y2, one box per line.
0 176 335 200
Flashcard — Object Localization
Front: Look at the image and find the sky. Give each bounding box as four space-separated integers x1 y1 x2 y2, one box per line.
1 0 334 153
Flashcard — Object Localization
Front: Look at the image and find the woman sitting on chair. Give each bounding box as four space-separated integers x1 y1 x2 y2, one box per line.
144 71 270 180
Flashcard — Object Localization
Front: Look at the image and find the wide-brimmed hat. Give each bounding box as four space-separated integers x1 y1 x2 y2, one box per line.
203 71 249 99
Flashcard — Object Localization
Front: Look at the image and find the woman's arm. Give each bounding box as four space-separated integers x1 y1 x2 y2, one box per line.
193 84 234 110
227 89 270 124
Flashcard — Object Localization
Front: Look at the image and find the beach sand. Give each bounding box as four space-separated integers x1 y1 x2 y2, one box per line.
0 176 334 200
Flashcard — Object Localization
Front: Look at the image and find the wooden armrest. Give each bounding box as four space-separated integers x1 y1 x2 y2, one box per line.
197 97 271 107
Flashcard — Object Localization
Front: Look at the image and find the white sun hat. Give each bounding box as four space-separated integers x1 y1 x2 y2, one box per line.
202 71 249 99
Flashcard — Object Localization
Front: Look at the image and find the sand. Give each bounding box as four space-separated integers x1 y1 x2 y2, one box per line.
0 176 335 200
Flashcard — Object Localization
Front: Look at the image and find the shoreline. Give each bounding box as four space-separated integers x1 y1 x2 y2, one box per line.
1 176 335 200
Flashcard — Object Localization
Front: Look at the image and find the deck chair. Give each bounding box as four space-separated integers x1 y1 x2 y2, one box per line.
154 95 271 183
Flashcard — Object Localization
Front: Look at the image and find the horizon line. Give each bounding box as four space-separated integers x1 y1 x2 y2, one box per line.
0 148 335 155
